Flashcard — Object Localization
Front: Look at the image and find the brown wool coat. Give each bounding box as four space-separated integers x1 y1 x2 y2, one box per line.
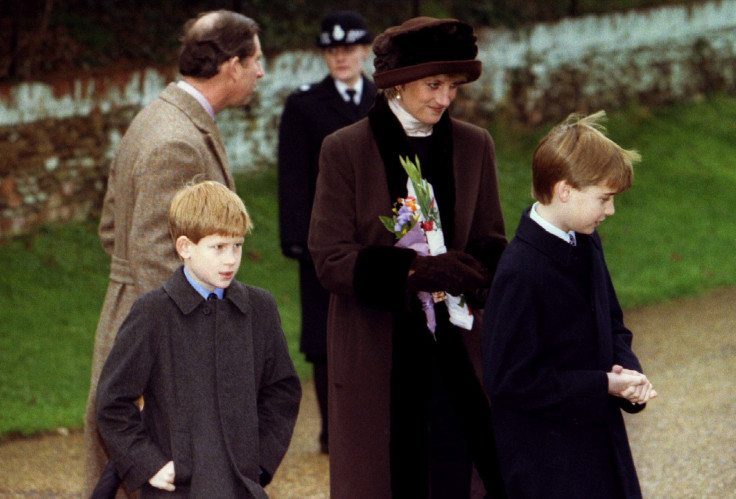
83 83 235 497
308 117 506 498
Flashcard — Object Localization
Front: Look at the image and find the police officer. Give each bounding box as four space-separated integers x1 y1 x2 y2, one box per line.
277 11 376 454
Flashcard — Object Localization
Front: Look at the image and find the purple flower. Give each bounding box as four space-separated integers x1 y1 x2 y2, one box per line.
395 205 414 231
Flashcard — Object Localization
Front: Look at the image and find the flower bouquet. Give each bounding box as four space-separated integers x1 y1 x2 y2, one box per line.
379 156 474 337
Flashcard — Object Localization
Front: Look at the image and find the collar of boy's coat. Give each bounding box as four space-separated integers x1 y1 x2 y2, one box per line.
164 266 249 315
515 206 602 268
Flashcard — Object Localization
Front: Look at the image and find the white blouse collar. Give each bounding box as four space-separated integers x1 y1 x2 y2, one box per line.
388 97 433 137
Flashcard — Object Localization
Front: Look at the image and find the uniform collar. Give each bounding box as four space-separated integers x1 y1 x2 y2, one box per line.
334 77 364 104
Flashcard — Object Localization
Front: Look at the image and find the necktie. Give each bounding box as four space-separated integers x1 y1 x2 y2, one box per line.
345 89 358 108
207 293 218 301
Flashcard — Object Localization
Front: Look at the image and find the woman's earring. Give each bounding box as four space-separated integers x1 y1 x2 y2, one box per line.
396 93 402 100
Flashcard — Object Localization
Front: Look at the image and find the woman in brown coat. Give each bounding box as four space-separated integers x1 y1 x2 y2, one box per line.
308 17 507 498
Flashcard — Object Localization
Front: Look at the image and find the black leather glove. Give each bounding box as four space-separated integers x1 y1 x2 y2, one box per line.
406 250 490 296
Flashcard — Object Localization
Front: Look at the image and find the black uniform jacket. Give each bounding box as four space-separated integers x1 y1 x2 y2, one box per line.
278 74 377 260
278 74 377 356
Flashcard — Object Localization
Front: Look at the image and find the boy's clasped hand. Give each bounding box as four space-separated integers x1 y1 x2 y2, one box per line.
607 364 658 405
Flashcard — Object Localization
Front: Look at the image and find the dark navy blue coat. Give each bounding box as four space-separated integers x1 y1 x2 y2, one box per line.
482 208 646 499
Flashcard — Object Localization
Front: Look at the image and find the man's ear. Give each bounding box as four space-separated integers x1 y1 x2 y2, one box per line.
216 56 238 80
220 56 240 81
175 235 192 259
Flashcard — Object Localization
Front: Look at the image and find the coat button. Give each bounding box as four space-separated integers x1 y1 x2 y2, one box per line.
203 307 211 315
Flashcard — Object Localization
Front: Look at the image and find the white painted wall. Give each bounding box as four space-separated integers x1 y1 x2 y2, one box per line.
1 0 736 172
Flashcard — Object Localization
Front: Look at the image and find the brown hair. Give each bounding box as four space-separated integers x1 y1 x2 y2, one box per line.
179 10 259 79
532 110 641 204
168 180 253 244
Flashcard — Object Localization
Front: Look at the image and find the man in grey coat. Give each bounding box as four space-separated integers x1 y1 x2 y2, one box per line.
83 10 264 496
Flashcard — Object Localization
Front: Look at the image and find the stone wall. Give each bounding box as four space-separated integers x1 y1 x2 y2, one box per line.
2 0 736 238
468 0 736 124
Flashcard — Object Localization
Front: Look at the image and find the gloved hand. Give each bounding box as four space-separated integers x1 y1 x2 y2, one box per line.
406 250 490 296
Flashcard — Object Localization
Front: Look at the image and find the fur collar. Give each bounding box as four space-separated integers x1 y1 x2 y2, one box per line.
368 94 456 243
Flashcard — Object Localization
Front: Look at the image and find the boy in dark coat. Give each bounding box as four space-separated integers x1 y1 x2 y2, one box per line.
277 10 376 453
482 111 657 499
96 181 301 498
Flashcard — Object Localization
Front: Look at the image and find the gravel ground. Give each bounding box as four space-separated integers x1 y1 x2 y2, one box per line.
1 287 734 498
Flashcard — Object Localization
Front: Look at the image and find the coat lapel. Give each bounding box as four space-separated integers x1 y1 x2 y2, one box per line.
160 83 234 190
368 95 412 203
317 76 362 123
368 96 457 244
358 75 378 115
452 125 485 247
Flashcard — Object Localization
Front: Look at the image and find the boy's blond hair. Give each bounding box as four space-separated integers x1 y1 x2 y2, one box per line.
168 180 253 243
532 110 641 204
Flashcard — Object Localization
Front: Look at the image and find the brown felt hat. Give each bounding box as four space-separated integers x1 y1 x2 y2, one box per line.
372 17 481 89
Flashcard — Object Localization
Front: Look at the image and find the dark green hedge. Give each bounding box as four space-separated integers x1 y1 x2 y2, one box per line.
0 0 703 81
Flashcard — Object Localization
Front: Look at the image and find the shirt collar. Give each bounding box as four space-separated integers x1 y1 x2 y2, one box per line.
530 202 577 245
387 97 433 137
177 80 215 119
183 266 224 300
334 77 364 104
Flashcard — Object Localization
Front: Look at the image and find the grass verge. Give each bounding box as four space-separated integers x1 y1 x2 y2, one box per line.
491 95 736 307
2 93 736 436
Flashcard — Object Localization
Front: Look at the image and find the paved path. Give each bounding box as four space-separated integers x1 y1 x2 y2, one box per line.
1 287 735 498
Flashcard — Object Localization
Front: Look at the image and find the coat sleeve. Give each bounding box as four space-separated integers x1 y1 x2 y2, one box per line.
308 130 416 308
96 296 170 491
255 291 302 482
463 128 507 306
278 95 313 260
603 260 647 414
483 263 611 426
